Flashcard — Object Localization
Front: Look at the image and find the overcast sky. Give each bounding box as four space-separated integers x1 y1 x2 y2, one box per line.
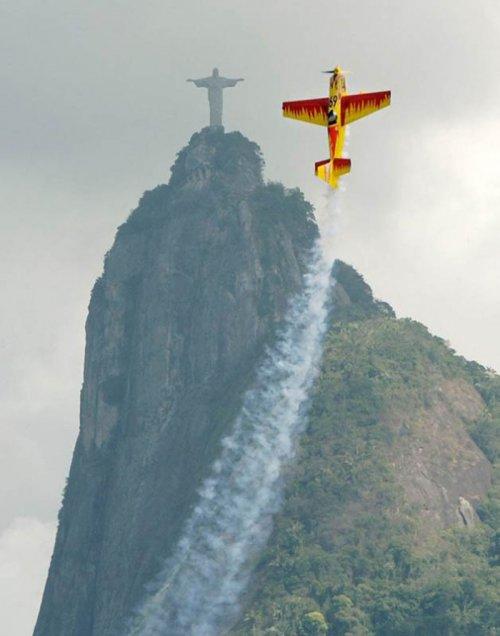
1 1 499 632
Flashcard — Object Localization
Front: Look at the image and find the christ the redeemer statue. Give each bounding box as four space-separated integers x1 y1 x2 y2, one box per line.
187 68 244 128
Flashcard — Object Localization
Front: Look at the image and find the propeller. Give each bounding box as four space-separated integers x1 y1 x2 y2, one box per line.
322 68 350 74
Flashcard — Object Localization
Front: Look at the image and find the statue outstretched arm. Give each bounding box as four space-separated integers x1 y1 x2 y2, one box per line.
220 78 244 88
187 78 211 88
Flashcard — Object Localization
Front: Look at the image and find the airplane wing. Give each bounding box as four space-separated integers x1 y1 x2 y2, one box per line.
282 98 329 126
341 91 391 125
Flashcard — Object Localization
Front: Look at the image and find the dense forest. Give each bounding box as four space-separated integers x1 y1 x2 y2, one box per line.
235 266 499 635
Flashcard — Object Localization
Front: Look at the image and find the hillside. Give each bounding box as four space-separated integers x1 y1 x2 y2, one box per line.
234 264 499 635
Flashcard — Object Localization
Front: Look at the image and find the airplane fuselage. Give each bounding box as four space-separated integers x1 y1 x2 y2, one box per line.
321 69 349 187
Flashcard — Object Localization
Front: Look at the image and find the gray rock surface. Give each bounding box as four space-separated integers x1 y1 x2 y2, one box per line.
35 128 318 636
457 496 476 527
390 377 491 530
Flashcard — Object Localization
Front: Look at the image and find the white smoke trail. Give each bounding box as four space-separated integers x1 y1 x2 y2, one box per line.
129 193 337 636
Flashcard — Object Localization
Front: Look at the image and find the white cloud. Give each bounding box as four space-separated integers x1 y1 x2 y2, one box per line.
0 517 55 635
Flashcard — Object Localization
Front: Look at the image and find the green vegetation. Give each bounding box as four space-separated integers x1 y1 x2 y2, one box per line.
299 611 329 635
251 183 317 251
234 313 500 635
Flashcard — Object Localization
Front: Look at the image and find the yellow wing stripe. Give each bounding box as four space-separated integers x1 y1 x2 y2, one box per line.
282 98 329 127
341 91 391 125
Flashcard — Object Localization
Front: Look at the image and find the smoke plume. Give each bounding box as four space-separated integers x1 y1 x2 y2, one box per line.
129 195 337 635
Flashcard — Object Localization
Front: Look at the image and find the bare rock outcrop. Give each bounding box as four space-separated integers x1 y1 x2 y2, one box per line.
35 129 318 636
391 377 491 530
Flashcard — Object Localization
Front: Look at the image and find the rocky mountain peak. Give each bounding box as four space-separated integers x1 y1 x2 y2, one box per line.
332 260 395 321
34 130 318 635
169 127 264 192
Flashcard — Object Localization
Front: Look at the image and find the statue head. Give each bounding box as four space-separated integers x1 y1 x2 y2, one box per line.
213 67 219 77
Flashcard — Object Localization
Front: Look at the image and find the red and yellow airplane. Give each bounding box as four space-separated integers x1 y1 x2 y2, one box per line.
283 67 390 188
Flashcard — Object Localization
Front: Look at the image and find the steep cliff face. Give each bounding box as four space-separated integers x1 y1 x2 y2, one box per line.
35 129 319 636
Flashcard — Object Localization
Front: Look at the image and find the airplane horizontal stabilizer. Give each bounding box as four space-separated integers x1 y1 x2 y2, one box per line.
315 158 351 188
332 158 351 176
282 98 329 126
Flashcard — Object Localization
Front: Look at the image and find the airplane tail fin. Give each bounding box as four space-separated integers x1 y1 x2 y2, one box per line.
315 158 351 187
